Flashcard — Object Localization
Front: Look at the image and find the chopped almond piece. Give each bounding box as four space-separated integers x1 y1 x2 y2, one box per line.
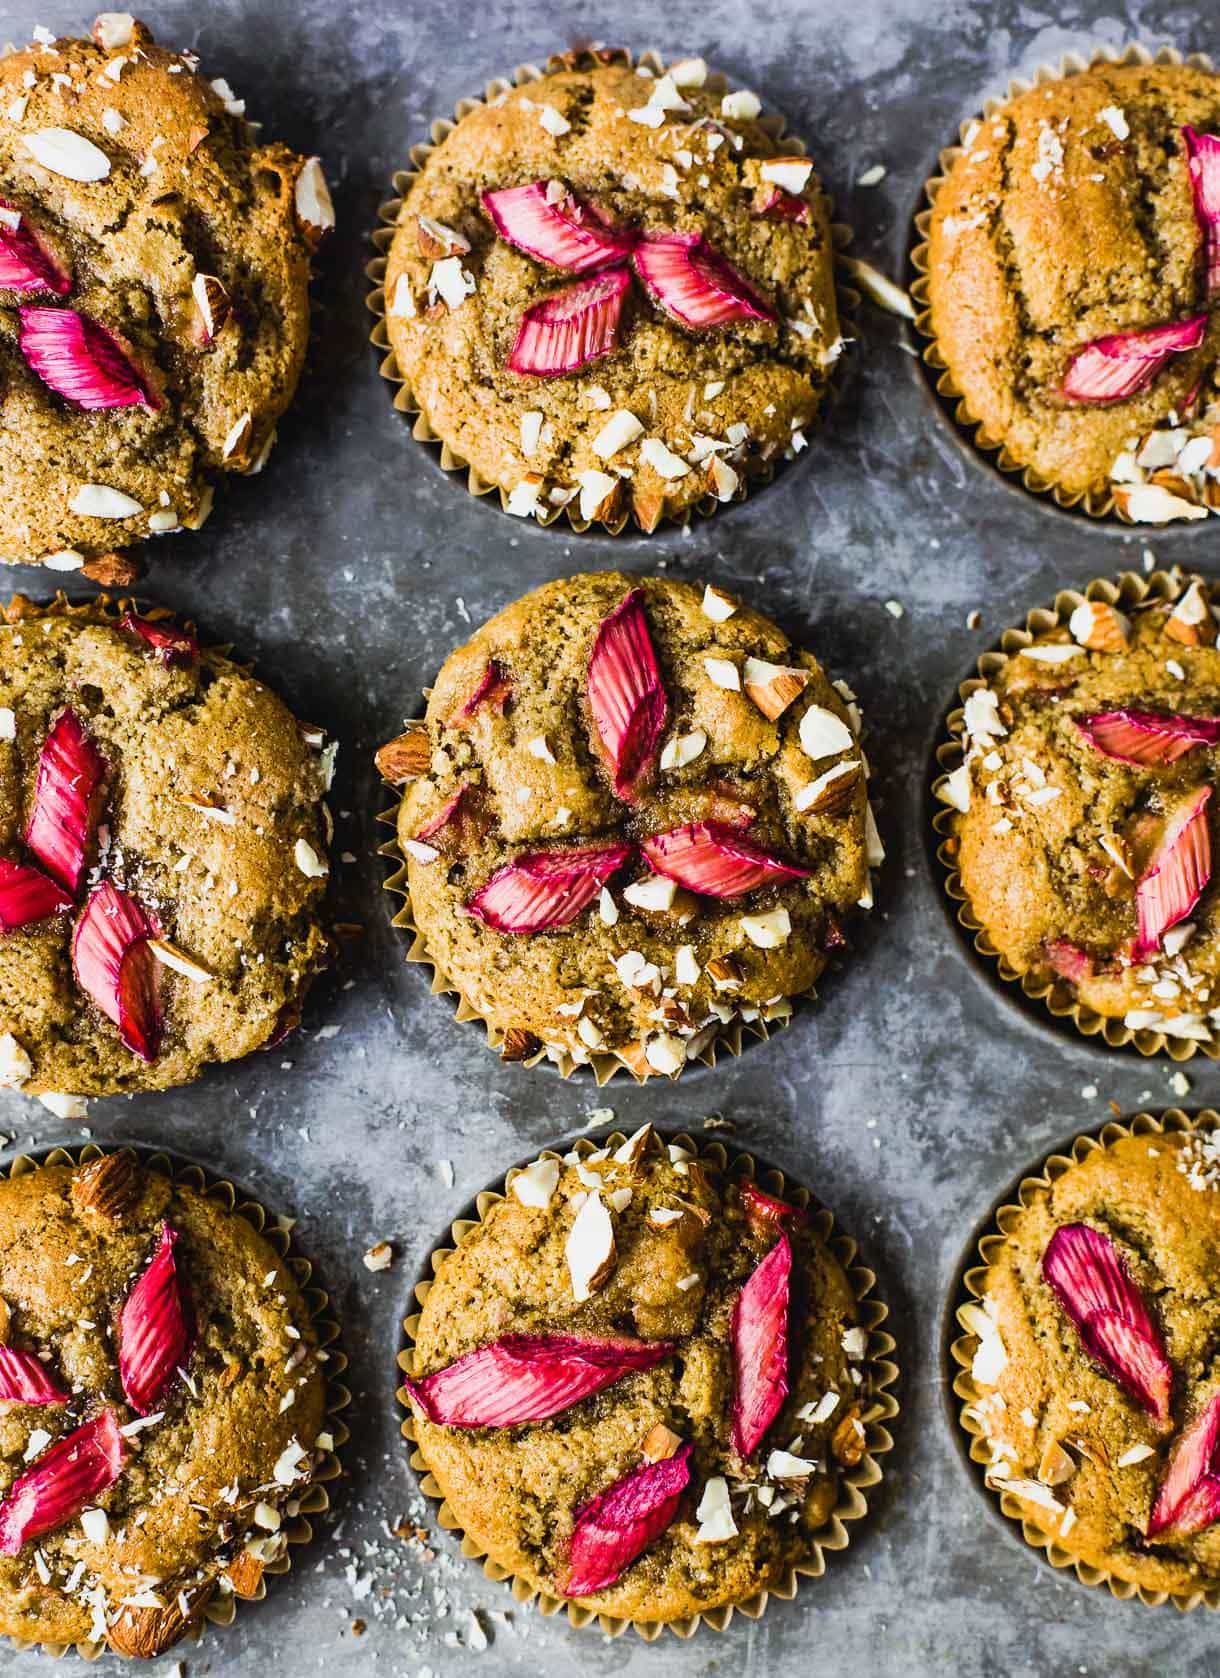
1165 580 1218 647
742 656 810 721
640 1422 684 1461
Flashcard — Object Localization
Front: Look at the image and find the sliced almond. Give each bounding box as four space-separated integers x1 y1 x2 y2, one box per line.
1037 1439 1076 1486
71 1150 141 1220
623 874 678 912
640 1421 684 1462
566 1190 616 1302
415 214 470 258
660 728 707 770
375 726 430 785
575 468 621 523
1165 579 1217 647
1114 482 1208 524
224 1550 265 1599
612 1124 654 1168
93 12 136 49
511 1157 560 1208
107 1584 213 1657
221 413 253 463
705 955 743 990
145 938 212 984
0 1033 32 1090
177 793 237 826
830 1404 867 1467
191 272 230 344
742 656 810 721
24 127 110 182
740 907 791 948
294 157 334 245
706 454 739 502
798 703 854 761
593 408 644 460
794 758 862 815
1068 599 1130 652
701 583 738 622
841 256 915 320
499 1026 542 1063
1072 1436 1110 1470
761 156 813 194
70 483 142 519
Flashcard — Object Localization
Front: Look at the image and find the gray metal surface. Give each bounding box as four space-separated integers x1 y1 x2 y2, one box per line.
0 0 1214 1672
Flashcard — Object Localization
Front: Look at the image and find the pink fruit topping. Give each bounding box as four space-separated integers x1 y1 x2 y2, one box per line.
18 306 160 410
122 613 199 666
1134 786 1212 959
1043 938 1095 983
402 1333 674 1428
1149 1393 1220 1537
0 1347 67 1405
506 266 631 377
738 1181 807 1228
1062 315 1207 403
0 857 72 932
753 185 810 224
414 785 468 843
731 1233 791 1460
466 842 632 934
118 1224 193 1415
482 180 637 273
458 659 512 721
0 201 69 294
0 1409 126 1556
641 821 812 898
633 233 777 330
1075 709 1220 766
25 708 107 895
1042 1224 1172 1421
1183 128 1220 297
586 589 668 802
562 1443 692 1597
71 882 163 1062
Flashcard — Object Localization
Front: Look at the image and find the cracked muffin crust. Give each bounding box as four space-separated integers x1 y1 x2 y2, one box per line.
0 14 333 571
0 597 332 1103
381 572 879 1079
0 1150 330 1656
383 55 842 531
403 1126 875 1624
940 573 1220 1050
925 62 1220 517
962 1126 1220 1598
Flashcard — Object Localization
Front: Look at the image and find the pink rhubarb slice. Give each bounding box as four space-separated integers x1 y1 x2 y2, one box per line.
0 1409 126 1555
457 659 512 721
25 708 107 895
1183 127 1220 297
632 233 777 330
18 306 160 410
1062 315 1207 403
122 613 199 666
506 266 631 377
482 180 637 273
738 1181 807 1229
0 857 72 932
71 882 163 1062
1042 1223 1171 1421
0 200 69 294
641 821 811 897
562 1442 692 1597
731 1232 791 1459
467 842 632 934
586 588 668 801
118 1223 193 1414
1043 938 1095 983
0 1347 67 1406
1134 786 1212 959
1149 1393 1220 1536
414 785 469 844
402 1332 674 1428
753 185 810 223
1075 709 1220 766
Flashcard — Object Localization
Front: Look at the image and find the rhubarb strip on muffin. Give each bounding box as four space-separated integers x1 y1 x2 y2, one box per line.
382 54 842 531
379 572 880 1079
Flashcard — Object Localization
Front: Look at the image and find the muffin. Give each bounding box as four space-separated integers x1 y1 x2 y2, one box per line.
378 572 879 1079
956 1118 1220 1602
0 14 333 574
0 1147 333 1656
0 596 332 1105
381 51 842 532
919 58 1220 520
936 571 1220 1055
400 1126 892 1629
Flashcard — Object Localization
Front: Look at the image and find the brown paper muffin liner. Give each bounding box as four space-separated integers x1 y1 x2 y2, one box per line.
931 563 1220 1061
949 1106 1220 1610
0 1142 351 1660
910 41 1217 522
396 1128 899 1639
365 46 857 535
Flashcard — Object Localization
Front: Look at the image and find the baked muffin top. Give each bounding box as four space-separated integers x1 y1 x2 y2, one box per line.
0 15 332 571
925 63 1220 507
384 571 876 1078
404 1128 872 1622
383 56 841 530
965 1127 1220 1597
942 575 1220 1045
0 1152 329 1656
0 599 332 1103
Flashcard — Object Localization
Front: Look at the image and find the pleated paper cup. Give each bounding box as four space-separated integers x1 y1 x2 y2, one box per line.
396 1127 899 1639
0 1142 350 1660
365 46 857 535
931 563 1220 1061
948 1107 1220 1610
910 42 1216 522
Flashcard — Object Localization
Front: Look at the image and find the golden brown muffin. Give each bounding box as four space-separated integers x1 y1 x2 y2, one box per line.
380 572 879 1078
403 1127 877 1625
961 1126 1220 1598
0 598 332 1104
383 54 842 531
939 573 1220 1049
924 62 1220 514
0 15 332 571
0 1151 331 1656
